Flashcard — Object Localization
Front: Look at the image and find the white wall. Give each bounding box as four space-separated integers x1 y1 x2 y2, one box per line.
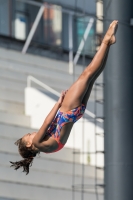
25 87 104 167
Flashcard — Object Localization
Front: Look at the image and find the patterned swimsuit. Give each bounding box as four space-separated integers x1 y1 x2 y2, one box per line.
46 104 86 153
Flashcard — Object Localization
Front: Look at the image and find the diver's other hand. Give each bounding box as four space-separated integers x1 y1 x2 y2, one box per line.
58 90 68 106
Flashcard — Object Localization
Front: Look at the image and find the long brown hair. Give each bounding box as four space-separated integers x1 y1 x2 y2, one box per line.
10 138 40 175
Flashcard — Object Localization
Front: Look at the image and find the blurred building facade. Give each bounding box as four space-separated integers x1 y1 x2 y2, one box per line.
0 0 98 58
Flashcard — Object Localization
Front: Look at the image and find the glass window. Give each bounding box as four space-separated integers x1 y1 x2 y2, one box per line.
0 0 10 36
76 16 96 56
15 1 26 12
43 4 62 46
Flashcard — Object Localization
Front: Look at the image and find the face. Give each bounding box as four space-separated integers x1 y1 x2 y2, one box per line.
22 132 37 147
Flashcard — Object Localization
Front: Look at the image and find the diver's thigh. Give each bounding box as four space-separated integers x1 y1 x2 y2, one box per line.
61 76 90 111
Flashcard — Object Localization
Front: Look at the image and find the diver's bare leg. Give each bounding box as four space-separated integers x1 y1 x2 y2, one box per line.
61 20 118 111
82 47 109 106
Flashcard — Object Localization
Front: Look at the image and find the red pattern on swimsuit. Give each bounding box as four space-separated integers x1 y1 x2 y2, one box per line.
46 104 86 153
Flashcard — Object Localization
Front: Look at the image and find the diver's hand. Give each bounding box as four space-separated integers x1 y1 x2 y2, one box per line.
58 90 68 106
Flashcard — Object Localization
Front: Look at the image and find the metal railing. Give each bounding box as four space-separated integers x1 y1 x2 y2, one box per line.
27 75 60 96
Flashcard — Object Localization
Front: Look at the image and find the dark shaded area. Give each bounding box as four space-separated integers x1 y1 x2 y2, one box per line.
104 0 133 199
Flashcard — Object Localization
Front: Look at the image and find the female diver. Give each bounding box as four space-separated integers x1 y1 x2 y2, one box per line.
10 20 118 174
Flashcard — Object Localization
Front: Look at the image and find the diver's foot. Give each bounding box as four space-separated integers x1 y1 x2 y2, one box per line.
102 20 118 46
